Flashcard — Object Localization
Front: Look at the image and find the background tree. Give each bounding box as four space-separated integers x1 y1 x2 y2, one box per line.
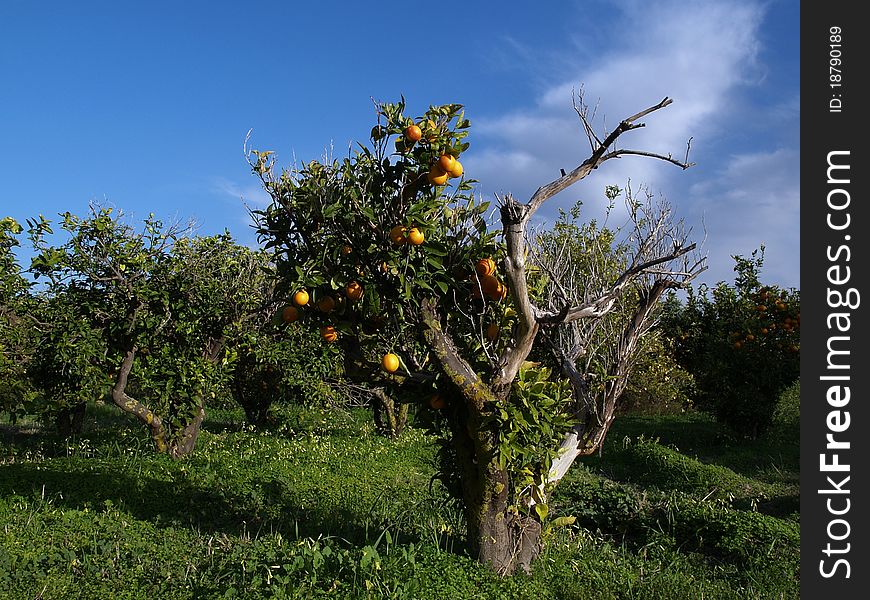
0 217 36 422
660 249 799 437
252 95 705 574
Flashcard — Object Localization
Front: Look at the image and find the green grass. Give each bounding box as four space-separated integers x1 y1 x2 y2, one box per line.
0 402 799 599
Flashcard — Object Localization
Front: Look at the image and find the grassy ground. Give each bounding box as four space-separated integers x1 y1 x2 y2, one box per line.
0 402 799 599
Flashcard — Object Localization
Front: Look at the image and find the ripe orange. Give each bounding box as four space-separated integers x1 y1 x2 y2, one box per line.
345 280 364 302
293 289 310 307
381 352 400 373
756 305 767 312
407 227 425 245
489 282 508 301
320 325 338 343
447 160 463 178
317 296 336 313
485 323 500 341
760 328 769 335
281 305 300 323
478 274 500 296
390 225 407 245
475 258 496 277
437 154 456 172
733 341 742 349
341 245 353 256
429 394 446 410
427 164 449 185
746 334 755 341
404 124 422 142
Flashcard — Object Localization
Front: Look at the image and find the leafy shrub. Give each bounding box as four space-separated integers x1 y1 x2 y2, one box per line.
0 217 36 420
619 332 695 415
768 379 799 442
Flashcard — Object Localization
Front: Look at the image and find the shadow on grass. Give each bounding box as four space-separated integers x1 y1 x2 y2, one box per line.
0 459 464 555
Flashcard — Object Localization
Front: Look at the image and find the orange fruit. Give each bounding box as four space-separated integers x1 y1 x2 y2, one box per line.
427 164 449 185
320 325 338 343
293 289 310 307
407 227 425 245
317 296 336 313
345 280 364 302
478 274 500 296
390 225 407 245
475 258 496 277
437 154 456 172
429 394 446 410
381 353 400 373
448 160 463 178
485 323 500 341
733 341 742 349
756 305 766 312
746 334 755 341
760 328 769 334
281 305 300 323
341 245 353 256
404 124 422 142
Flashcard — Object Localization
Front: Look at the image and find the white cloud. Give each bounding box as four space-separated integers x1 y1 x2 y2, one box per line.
212 176 271 209
687 148 799 288
463 0 799 288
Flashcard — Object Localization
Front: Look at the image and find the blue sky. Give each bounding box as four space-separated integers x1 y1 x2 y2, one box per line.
1 0 799 289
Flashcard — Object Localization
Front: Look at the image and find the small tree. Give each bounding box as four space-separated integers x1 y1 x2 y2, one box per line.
253 95 704 574
661 249 799 437
25 209 269 454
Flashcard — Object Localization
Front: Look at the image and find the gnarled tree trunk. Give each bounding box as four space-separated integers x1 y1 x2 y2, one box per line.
110 346 204 457
371 387 409 438
55 402 86 437
448 408 541 574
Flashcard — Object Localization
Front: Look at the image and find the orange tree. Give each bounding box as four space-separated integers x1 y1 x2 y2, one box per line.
252 96 705 574
25 209 276 453
26 208 201 445
0 217 37 421
661 249 799 437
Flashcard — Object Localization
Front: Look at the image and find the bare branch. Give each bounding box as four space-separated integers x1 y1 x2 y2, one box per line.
525 96 679 218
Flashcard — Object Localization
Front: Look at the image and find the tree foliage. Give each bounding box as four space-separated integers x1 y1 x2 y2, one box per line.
253 96 704 574
661 249 799 437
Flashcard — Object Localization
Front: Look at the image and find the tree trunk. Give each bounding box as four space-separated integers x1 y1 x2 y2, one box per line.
371 387 408 438
460 455 542 575
111 348 169 453
55 402 86 436
167 401 205 458
446 409 541 575
233 377 273 428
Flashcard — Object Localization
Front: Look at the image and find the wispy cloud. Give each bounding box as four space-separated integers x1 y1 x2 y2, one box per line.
687 147 799 287
464 0 797 287
212 176 271 209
